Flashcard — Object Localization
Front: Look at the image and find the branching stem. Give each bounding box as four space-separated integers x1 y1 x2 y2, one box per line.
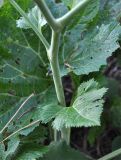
34 0 90 145
10 0 90 146
34 0 90 30
58 0 90 27
34 0 62 31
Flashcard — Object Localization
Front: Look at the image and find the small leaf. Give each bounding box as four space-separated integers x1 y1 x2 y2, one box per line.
53 79 107 130
16 6 47 29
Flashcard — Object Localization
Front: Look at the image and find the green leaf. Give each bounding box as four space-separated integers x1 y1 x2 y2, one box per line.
65 0 100 30
15 144 48 160
45 0 68 18
40 141 92 160
0 136 20 160
61 22 121 75
33 103 62 123
6 136 20 158
0 144 6 160
53 79 107 130
78 0 99 24
17 5 47 29
106 0 121 21
20 125 46 144
0 86 57 137
0 4 52 135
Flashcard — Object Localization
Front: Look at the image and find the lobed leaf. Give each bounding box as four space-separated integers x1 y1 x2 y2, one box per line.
61 22 121 75
53 79 107 130
17 5 47 29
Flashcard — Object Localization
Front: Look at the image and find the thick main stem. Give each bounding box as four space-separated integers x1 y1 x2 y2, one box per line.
49 31 65 106
48 31 70 145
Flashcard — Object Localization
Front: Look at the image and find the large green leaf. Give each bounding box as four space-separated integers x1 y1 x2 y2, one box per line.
17 5 47 29
61 22 121 75
0 86 57 134
0 87 56 159
0 1 51 132
53 79 107 130
64 0 100 30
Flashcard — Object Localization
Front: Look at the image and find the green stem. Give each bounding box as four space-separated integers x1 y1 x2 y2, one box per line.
58 0 90 27
9 0 49 50
98 148 121 160
49 31 65 106
34 0 62 31
34 0 72 144
10 0 91 146
48 30 70 145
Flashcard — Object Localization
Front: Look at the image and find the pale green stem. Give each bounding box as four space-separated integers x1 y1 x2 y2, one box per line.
9 0 50 50
98 148 121 160
48 30 70 145
49 31 65 106
10 0 91 146
35 0 90 31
